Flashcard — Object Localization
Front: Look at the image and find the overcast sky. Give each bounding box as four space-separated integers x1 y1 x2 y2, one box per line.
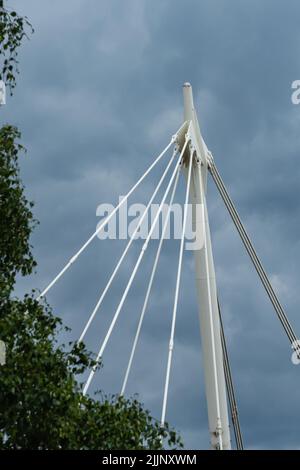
3 0 300 449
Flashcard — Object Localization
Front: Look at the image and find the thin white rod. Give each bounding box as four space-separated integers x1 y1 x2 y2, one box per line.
36 136 181 302
160 145 193 427
120 169 180 396
198 166 223 450
78 146 178 343
83 136 190 396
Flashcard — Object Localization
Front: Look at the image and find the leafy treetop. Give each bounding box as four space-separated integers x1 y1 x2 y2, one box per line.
0 0 34 94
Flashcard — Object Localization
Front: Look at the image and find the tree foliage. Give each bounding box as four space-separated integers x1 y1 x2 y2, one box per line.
0 125 37 299
0 294 181 449
0 0 34 94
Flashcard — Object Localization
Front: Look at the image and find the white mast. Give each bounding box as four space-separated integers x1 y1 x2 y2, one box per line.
35 80 300 450
180 83 231 450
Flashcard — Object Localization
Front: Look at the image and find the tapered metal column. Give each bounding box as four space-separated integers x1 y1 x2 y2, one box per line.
182 83 231 449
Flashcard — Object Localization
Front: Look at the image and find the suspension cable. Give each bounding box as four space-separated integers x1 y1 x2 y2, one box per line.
35 128 186 303
218 299 244 450
160 143 193 428
209 159 298 346
120 168 181 396
78 146 179 343
83 134 190 396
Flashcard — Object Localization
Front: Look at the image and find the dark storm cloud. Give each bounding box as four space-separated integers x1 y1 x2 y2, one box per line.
3 0 300 449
